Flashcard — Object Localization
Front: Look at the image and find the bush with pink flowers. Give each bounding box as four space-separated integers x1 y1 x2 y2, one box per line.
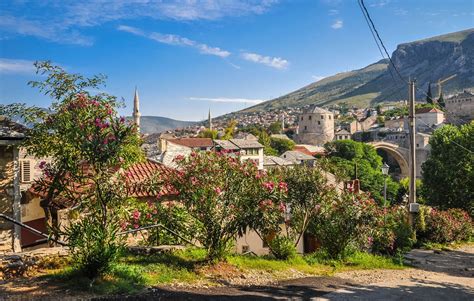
417 207 473 243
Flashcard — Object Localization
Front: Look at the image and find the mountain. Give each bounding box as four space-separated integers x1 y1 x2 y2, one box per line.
241 29 474 112
132 116 196 134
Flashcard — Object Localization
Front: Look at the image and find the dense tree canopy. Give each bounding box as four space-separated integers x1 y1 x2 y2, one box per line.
325 140 400 203
422 122 474 215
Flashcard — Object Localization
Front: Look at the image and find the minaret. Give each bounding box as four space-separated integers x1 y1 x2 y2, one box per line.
133 87 141 133
281 114 285 133
208 108 212 131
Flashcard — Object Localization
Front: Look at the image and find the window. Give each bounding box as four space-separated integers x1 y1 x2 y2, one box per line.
329 115 331 120
318 121 321 125
321 115 324 119
20 160 32 183
309 115 312 120
304 126 307 130
301 117 303 121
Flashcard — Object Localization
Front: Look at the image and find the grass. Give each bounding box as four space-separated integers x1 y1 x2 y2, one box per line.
39 248 406 295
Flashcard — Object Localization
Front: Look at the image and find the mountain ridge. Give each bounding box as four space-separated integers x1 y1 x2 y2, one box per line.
238 28 474 113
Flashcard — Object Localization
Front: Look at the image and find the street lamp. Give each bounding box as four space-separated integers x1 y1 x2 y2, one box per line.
382 162 390 208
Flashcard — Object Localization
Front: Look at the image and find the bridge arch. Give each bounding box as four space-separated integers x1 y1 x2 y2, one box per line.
369 142 409 178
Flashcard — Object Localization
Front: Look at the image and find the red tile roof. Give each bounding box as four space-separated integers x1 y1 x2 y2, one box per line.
29 159 176 208
415 107 444 114
168 138 213 148
293 146 326 156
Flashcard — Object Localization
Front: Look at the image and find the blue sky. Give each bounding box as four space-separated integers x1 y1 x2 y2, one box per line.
1 0 473 121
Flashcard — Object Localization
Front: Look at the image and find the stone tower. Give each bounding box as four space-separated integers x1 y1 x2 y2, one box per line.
133 87 141 133
295 106 334 146
208 108 212 130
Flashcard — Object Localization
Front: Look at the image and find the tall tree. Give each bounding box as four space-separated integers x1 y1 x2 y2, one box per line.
426 82 433 104
422 123 474 215
438 93 445 108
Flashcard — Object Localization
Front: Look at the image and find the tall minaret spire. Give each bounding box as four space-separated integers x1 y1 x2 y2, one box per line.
208 108 212 131
133 87 141 133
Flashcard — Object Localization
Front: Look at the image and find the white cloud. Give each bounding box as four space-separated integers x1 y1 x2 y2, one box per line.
118 25 230 58
1 1 278 45
369 0 391 8
312 75 326 81
0 58 36 74
241 52 289 69
328 9 339 15
188 97 264 104
331 20 343 29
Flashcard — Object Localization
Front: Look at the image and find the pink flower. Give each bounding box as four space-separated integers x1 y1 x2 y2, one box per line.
39 161 46 169
262 182 275 192
279 202 286 212
152 209 158 215
146 213 152 219
214 187 223 196
278 182 288 192
132 210 141 220
134 223 139 229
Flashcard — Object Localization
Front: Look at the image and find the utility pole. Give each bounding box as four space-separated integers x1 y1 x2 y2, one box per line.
408 79 419 226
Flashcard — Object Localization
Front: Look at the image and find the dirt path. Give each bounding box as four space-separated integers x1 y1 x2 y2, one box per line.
319 245 474 301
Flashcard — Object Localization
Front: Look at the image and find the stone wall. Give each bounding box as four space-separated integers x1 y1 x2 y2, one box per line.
0 146 14 253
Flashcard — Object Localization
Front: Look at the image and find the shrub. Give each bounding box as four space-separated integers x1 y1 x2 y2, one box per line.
66 216 122 279
418 207 473 243
167 151 283 261
268 236 297 260
309 192 376 259
370 206 415 255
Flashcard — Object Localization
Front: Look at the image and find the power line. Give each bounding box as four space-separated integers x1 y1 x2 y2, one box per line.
359 0 406 83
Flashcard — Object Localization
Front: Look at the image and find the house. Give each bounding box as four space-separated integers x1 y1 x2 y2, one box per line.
0 117 26 252
280 150 316 166
25 159 173 248
270 134 291 141
334 129 352 140
263 155 293 169
234 132 258 141
293 144 326 157
413 107 444 132
213 139 264 170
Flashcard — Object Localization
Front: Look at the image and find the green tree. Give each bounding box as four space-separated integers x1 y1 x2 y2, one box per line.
6 61 143 278
222 120 237 140
422 123 474 214
325 140 400 203
199 129 218 139
426 82 434 104
268 121 282 134
438 93 445 108
270 137 295 155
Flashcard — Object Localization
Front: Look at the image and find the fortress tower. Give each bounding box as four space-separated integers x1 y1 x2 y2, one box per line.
295 106 334 146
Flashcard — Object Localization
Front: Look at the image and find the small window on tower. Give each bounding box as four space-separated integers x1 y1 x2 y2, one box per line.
318 121 321 125
321 115 324 119
309 115 312 120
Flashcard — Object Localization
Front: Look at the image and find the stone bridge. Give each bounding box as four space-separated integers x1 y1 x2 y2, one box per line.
368 141 410 178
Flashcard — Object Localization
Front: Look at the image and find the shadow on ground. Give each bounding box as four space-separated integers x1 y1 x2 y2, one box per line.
405 248 474 278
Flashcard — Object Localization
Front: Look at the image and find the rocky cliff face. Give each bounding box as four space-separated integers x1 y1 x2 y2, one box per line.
241 29 474 112
360 28 474 101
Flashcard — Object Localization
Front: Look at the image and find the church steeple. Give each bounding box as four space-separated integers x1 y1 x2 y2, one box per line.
133 87 141 133
208 108 212 130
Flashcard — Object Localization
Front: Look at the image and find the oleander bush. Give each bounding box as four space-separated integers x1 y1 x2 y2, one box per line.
417 206 473 243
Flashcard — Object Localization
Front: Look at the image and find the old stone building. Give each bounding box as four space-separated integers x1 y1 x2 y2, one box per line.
0 117 26 253
295 106 334 146
445 90 474 125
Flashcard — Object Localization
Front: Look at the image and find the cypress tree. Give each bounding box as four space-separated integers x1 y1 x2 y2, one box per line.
438 92 445 108
426 82 433 104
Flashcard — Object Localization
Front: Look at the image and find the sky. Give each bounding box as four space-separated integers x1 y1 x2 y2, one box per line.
0 0 473 121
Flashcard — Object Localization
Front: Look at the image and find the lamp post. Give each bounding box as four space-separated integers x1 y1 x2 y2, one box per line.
381 162 390 208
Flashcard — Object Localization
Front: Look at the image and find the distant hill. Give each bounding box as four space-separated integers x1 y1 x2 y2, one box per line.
130 116 196 134
240 28 474 112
